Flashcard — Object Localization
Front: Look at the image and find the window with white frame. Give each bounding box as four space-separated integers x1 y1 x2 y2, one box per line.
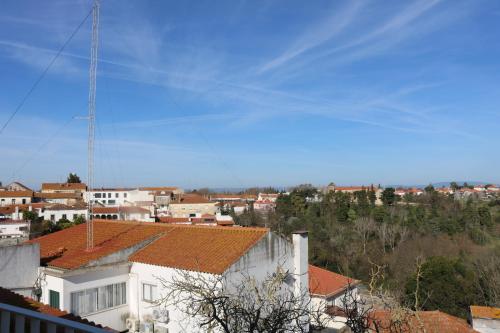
142 282 158 302
70 282 126 316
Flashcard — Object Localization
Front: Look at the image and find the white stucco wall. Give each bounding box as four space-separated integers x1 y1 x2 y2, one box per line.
472 318 500 333
41 265 130 331
0 243 39 296
41 209 87 222
128 232 299 333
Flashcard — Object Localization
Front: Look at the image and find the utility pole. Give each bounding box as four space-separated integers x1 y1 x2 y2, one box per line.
87 0 100 251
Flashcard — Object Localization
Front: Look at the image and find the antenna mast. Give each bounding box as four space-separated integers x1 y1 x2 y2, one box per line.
87 0 100 250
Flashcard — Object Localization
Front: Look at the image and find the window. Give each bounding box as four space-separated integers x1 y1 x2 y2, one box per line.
108 200 116 205
124 193 127 198
62 214 67 220
22 199 26 204
73 214 77 220
49 290 60 309
115 193 119 198
11 199 15 204
50 215 55 222
142 283 158 302
108 193 111 198
95 193 102 198
71 282 126 316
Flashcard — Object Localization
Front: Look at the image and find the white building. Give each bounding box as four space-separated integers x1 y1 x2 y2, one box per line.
85 187 182 207
41 204 88 222
0 191 33 206
168 193 218 217
41 182 87 194
0 219 30 239
92 206 155 222
29 220 310 332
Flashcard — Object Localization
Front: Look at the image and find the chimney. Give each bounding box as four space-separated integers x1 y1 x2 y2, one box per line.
292 231 309 293
292 230 309 331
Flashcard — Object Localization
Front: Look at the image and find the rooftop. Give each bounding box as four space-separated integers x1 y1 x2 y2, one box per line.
129 224 268 274
28 220 164 270
470 305 500 320
372 310 479 333
35 192 82 199
309 264 359 297
29 220 268 274
41 183 87 191
0 191 33 198
173 193 211 204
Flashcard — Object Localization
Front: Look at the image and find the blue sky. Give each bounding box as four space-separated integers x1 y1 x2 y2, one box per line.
1 0 499 189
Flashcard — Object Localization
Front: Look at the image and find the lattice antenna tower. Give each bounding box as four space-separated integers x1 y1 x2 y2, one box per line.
87 0 100 250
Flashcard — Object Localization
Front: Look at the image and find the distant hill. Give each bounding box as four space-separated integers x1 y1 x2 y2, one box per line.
386 181 492 189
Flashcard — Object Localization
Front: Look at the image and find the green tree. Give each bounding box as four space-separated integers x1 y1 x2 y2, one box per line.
450 182 460 191
73 215 86 225
368 188 377 207
424 184 435 193
404 256 480 318
67 173 81 183
381 188 396 206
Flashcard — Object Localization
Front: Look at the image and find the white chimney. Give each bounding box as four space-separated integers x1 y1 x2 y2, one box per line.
292 230 309 330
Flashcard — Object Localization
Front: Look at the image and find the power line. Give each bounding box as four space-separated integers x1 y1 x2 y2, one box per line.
9 116 76 182
0 7 93 136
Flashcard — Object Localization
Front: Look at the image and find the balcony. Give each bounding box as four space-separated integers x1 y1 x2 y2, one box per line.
0 302 109 333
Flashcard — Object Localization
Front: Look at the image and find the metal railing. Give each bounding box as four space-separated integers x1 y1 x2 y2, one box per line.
0 302 109 333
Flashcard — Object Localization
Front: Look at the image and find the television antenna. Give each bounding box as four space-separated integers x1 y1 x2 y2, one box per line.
87 0 100 250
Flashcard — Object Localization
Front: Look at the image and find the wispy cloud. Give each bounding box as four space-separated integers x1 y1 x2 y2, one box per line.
258 0 364 73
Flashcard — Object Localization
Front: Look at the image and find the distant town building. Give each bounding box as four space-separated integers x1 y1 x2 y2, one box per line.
0 191 33 206
168 193 218 217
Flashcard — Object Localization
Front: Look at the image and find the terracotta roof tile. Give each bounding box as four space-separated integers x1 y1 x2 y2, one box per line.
0 191 33 198
41 183 87 191
28 220 165 270
35 192 82 199
309 265 359 297
29 220 267 274
158 217 191 223
130 225 268 274
172 194 211 204
470 305 500 319
372 310 479 333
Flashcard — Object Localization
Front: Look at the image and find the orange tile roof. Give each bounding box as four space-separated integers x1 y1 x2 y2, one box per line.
93 206 150 214
0 287 116 332
211 194 257 200
0 190 33 198
130 225 268 274
0 203 46 215
28 220 165 270
334 186 367 192
470 305 500 319
173 194 211 204
158 217 191 223
29 220 267 274
309 265 359 297
372 310 479 333
35 192 82 199
41 183 87 191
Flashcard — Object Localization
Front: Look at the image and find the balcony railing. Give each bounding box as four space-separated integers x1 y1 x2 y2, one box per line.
0 302 109 333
